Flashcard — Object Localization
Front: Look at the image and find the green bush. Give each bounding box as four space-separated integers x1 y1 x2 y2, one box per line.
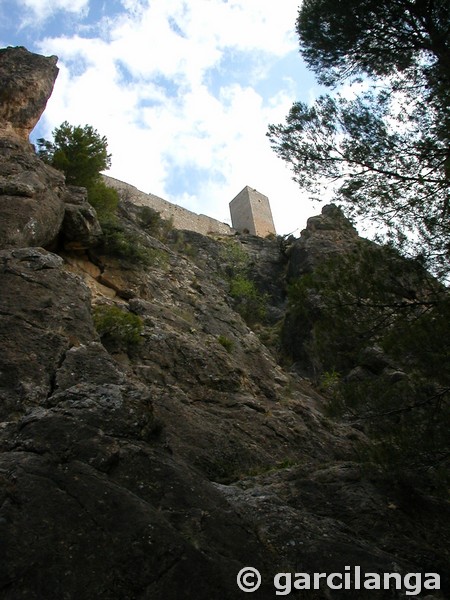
285 243 447 376
169 231 198 257
319 369 341 398
229 274 256 298
100 219 168 267
229 274 268 325
218 240 268 326
93 305 143 346
220 239 249 278
88 181 119 222
218 335 234 353
138 206 173 241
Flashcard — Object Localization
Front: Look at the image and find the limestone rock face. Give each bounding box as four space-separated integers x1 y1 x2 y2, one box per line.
0 247 94 418
61 186 103 249
0 46 58 142
1 211 449 598
0 138 66 249
287 203 359 279
0 47 67 249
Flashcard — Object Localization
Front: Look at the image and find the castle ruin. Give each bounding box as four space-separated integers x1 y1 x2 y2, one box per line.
229 186 276 237
104 176 276 239
104 175 233 237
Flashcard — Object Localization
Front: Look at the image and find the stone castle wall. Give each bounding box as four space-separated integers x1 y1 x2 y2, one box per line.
103 175 234 237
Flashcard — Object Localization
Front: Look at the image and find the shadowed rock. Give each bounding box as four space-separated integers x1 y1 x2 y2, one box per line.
62 186 103 250
0 47 66 249
0 140 66 249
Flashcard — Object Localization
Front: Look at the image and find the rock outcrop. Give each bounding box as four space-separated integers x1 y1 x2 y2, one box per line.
0 46 448 599
286 203 360 279
0 47 104 253
281 203 446 380
61 186 103 250
0 47 66 250
0 138 66 249
0 46 58 142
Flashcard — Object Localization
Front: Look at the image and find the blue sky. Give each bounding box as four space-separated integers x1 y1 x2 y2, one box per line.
1 0 325 234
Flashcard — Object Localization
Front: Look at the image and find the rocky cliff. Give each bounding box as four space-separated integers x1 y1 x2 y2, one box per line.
0 47 448 600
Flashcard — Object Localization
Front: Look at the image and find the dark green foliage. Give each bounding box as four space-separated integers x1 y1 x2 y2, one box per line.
37 122 170 266
168 230 198 257
219 240 268 326
37 121 111 189
37 120 121 231
220 240 249 277
287 243 439 373
93 304 143 347
286 247 450 491
297 0 450 99
218 335 234 353
270 0 450 493
268 1 450 279
268 91 450 278
383 295 450 384
343 375 450 493
100 218 168 267
138 206 161 229
229 274 268 325
138 206 173 241
88 181 120 222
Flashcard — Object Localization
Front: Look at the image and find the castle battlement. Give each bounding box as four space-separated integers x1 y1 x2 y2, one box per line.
104 176 276 238
103 175 234 237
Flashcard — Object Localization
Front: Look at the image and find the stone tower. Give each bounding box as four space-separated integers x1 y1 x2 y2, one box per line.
229 186 276 237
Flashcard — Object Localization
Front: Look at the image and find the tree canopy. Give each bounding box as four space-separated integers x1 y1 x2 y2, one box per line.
37 121 119 223
268 0 450 278
37 121 112 190
297 0 450 96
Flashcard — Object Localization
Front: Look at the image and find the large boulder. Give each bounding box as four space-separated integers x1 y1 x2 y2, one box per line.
0 46 58 142
0 247 94 418
0 138 66 249
61 186 103 250
287 203 359 279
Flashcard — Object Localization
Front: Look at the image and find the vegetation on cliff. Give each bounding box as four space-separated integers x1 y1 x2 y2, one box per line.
285 242 450 491
37 121 170 265
37 121 119 221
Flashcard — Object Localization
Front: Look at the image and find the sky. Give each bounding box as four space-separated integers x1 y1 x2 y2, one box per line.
1 0 326 235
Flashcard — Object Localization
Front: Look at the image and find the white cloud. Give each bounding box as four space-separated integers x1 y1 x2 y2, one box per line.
35 0 317 235
18 0 89 23
180 0 299 55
